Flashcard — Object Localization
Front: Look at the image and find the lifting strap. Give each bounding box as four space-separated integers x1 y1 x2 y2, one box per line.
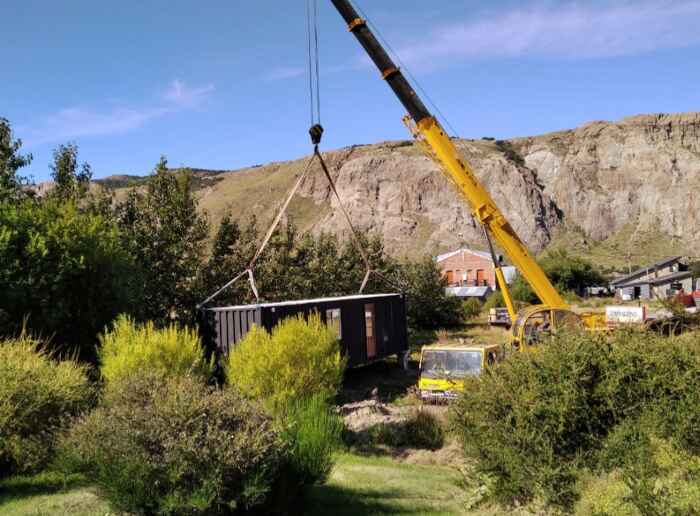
196 152 317 308
197 143 403 309
196 1 401 309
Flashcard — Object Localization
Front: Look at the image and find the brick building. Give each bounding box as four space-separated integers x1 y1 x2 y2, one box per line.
436 248 498 288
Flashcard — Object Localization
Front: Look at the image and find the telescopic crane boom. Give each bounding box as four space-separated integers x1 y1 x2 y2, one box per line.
329 0 579 347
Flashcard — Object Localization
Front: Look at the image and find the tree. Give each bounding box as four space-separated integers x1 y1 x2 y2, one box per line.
0 117 32 201
540 250 605 295
199 213 253 306
394 256 463 329
0 199 140 361
116 157 209 325
50 143 92 200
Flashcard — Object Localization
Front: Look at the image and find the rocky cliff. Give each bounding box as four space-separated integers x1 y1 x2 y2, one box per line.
175 112 700 261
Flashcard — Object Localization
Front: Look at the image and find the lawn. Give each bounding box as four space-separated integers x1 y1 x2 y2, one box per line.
0 455 467 515
1 454 526 516
0 472 111 516
305 453 468 515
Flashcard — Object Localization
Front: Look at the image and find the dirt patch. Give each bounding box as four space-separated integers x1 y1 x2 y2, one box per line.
395 438 465 467
339 399 462 467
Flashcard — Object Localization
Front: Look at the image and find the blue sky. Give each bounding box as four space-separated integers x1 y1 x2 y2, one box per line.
2 0 699 181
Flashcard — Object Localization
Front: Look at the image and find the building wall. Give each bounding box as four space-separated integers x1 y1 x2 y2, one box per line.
438 250 496 288
652 277 694 299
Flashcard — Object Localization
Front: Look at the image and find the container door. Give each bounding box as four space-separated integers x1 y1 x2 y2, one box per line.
365 303 376 359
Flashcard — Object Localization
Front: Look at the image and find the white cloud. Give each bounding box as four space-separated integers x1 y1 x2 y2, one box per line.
265 66 305 80
393 1 700 67
23 79 215 147
163 79 215 107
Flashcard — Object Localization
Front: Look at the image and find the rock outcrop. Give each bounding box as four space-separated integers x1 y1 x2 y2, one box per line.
158 111 700 258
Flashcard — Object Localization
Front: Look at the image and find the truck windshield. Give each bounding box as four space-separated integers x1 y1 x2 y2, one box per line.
421 350 481 379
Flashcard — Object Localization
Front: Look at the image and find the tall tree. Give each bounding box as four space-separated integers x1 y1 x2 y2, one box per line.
0 117 32 202
116 156 209 325
50 143 92 200
0 199 139 361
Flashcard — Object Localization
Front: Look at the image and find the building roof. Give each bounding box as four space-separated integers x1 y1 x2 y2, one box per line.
615 270 692 289
436 247 492 263
610 256 683 286
445 286 491 297
206 292 402 312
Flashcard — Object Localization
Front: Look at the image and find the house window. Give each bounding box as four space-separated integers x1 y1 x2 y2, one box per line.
476 269 485 286
445 270 454 284
325 308 342 338
455 270 462 285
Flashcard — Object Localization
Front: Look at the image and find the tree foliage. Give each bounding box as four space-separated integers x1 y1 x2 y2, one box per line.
200 215 397 307
393 256 464 329
0 199 140 360
540 249 605 294
49 143 92 201
116 157 209 325
0 117 32 202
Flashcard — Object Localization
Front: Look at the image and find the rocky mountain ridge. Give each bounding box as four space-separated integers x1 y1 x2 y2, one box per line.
109 112 700 263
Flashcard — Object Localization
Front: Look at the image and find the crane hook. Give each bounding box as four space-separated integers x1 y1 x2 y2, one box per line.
309 123 324 145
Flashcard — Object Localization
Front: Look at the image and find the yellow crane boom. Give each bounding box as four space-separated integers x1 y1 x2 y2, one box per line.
329 0 579 347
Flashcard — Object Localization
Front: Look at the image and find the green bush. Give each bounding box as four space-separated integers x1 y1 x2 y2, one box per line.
98 315 213 386
0 199 140 361
462 298 482 319
57 372 287 514
0 337 91 477
577 426 700 515
451 329 700 509
482 290 503 312
226 314 345 413
282 394 343 486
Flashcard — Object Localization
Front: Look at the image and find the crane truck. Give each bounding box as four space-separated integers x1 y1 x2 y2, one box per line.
328 0 601 358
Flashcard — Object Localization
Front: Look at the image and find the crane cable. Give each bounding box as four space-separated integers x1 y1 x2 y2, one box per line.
197 0 404 309
306 0 323 144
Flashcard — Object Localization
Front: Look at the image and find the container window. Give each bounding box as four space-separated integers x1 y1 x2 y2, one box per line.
325 308 342 338
365 303 376 358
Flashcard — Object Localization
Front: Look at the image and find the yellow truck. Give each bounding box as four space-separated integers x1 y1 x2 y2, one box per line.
418 342 503 402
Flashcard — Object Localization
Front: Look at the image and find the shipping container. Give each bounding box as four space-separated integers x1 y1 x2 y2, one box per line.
199 293 408 368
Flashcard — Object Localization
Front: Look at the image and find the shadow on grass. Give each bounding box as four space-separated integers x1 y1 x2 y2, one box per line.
304 483 431 515
0 471 87 505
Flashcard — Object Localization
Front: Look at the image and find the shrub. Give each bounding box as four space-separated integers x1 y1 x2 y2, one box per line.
451 329 700 509
462 298 482 319
57 372 287 514
98 315 213 386
482 291 503 312
281 394 343 486
0 199 140 361
0 337 91 477
577 424 700 515
226 314 345 413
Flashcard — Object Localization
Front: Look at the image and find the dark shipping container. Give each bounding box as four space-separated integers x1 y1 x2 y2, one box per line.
200 293 408 368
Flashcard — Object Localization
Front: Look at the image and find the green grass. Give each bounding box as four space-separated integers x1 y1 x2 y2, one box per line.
305 453 468 515
0 472 112 516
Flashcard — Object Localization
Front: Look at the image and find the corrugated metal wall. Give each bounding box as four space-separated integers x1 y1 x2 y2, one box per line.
201 295 408 368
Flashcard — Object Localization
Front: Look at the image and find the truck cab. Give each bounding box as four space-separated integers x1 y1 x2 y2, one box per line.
418 342 503 402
